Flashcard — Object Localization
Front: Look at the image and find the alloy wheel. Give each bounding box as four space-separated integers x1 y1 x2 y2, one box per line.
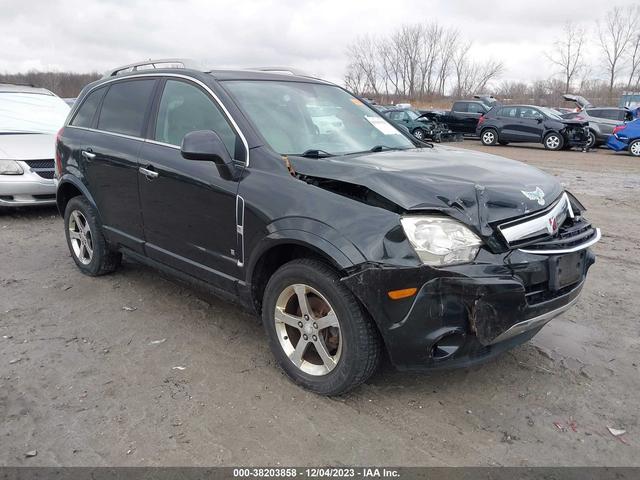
630 141 640 157
274 283 342 376
482 131 495 144
413 129 425 140
68 210 93 265
546 135 561 150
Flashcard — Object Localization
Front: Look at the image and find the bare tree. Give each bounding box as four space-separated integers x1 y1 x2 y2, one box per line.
453 42 503 97
435 28 459 96
597 6 636 96
546 22 585 93
344 35 380 96
626 31 640 90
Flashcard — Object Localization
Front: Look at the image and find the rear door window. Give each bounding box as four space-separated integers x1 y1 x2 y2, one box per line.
70 87 106 128
452 102 468 112
97 79 156 137
498 107 517 118
467 103 485 114
518 107 544 119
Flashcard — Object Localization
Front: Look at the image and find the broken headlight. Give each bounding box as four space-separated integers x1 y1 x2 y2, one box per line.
400 216 482 266
0 160 24 175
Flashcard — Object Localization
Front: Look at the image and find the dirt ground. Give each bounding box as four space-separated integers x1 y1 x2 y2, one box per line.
1 141 638 467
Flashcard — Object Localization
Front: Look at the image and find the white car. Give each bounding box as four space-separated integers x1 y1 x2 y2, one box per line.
0 83 70 207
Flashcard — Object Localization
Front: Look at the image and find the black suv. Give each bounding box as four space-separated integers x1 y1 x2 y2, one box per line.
55 61 600 395
477 105 590 150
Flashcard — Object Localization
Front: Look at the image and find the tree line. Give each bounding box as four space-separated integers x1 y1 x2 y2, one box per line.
0 71 101 98
345 5 640 105
344 24 504 101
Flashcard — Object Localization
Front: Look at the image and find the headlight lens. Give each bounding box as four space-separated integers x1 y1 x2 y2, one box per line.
0 160 24 175
400 216 482 266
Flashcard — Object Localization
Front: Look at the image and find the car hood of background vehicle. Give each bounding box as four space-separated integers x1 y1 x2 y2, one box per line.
0 133 56 160
560 119 589 127
291 146 563 236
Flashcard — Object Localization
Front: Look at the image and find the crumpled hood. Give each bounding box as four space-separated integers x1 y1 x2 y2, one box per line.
561 119 589 127
0 133 56 160
291 146 563 236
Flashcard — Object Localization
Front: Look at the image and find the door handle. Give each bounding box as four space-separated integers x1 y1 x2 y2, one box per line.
81 149 96 160
139 166 159 179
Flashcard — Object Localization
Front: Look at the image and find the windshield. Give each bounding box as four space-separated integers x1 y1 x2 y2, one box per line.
405 110 420 120
223 80 414 155
539 107 562 120
0 92 70 134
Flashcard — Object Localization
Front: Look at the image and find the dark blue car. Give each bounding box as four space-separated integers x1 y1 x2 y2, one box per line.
607 114 640 157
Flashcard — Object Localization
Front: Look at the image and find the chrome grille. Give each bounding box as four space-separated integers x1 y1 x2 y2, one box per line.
24 159 55 179
498 192 600 254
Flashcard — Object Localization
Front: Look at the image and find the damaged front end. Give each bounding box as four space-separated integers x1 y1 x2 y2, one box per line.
562 122 590 149
340 192 598 371
417 112 463 143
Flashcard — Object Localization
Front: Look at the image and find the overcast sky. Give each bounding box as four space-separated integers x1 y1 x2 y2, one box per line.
0 0 637 86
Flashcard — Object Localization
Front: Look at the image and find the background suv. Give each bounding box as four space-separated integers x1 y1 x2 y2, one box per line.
55 61 598 395
477 104 589 150
0 83 69 207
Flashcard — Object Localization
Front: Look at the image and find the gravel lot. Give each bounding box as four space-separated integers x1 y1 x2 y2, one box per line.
1 142 638 466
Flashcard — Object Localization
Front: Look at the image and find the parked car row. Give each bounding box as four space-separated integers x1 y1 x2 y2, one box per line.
381 93 639 155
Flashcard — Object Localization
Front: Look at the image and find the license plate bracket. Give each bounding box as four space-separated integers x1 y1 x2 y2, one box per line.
548 252 585 291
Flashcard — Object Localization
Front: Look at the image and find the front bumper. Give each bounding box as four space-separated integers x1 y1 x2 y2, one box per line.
0 163 56 206
342 247 596 370
564 126 590 148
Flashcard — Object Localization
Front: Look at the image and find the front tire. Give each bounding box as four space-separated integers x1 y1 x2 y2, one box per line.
481 129 498 146
629 139 640 157
412 128 426 140
262 259 382 395
64 196 121 276
544 132 564 151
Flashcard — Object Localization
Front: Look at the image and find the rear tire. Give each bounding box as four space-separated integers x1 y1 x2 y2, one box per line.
261 258 382 395
629 139 640 157
481 129 498 146
64 196 121 276
543 132 564 151
586 130 597 149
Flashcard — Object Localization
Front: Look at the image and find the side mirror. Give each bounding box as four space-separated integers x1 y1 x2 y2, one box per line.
536 118 543 123
180 130 239 181
181 130 232 165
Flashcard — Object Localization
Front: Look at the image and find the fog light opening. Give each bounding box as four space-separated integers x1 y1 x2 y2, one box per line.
430 331 465 360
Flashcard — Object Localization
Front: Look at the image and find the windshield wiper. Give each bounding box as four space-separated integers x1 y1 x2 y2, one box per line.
369 145 401 152
296 149 335 158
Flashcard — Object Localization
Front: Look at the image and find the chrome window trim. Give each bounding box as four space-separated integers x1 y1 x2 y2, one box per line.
499 193 571 245
65 73 250 166
66 125 145 143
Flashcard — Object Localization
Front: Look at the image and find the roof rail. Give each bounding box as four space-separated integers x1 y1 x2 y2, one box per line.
104 58 198 78
247 66 312 77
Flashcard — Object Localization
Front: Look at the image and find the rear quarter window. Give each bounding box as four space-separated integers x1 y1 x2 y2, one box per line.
69 87 106 128
97 79 156 137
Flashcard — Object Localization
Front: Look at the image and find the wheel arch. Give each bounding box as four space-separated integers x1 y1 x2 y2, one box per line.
56 175 98 218
247 230 365 314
